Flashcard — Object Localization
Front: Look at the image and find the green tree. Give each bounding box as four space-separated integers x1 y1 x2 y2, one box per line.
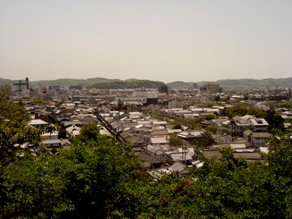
244 94 249 100
247 106 266 118
268 132 292 179
58 124 68 139
205 114 215 120
45 124 57 139
265 110 284 132
222 103 248 118
206 125 218 134
0 84 11 101
1 136 141 218
172 124 182 130
169 136 183 146
78 123 100 142
0 93 39 167
192 130 214 148
278 102 292 109
215 95 220 102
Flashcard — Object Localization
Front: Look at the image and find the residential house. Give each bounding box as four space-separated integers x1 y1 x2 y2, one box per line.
243 130 252 141
250 132 272 147
227 115 254 132
41 130 58 140
163 151 193 164
249 118 269 132
66 125 81 137
201 149 221 159
150 137 169 145
233 152 263 162
212 134 232 144
42 139 61 149
167 129 183 137
168 162 189 176
212 143 246 150
150 129 169 139
28 119 48 129
210 117 229 127
177 130 204 140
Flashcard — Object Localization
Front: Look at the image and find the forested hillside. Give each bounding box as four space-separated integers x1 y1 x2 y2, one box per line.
167 78 292 88
216 77 292 88
88 78 165 89
1 77 292 88
0 85 291 218
30 77 123 87
167 81 192 88
29 78 165 89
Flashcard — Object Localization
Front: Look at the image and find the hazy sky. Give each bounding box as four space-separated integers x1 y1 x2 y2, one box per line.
0 0 291 82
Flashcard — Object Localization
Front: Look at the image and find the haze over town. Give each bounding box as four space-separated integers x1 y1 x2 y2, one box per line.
0 0 291 82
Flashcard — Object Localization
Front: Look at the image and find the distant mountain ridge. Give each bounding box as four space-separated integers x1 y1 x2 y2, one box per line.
167 81 191 88
0 78 11 85
88 78 165 89
216 78 292 88
29 77 165 89
167 78 292 88
30 77 119 87
0 77 291 88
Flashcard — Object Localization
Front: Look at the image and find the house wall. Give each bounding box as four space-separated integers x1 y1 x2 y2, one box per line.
251 137 268 147
252 125 268 132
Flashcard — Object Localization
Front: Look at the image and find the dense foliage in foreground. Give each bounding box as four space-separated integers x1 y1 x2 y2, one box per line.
0 90 291 218
1 133 291 219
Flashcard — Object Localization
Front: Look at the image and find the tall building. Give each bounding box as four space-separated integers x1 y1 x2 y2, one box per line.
203 82 222 93
158 85 169 94
115 91 159 105
12 77 29 92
